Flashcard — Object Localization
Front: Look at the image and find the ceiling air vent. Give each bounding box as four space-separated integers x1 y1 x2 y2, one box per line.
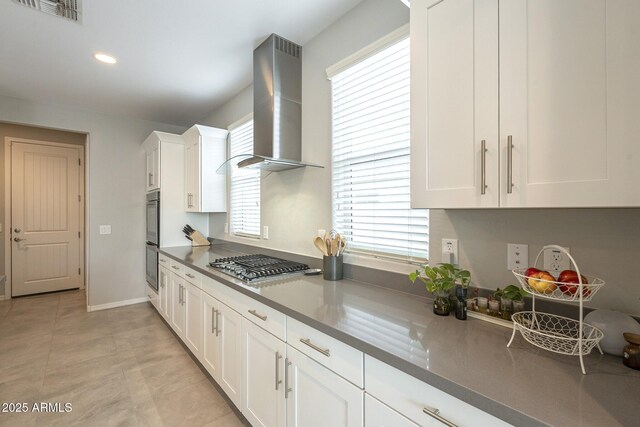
13 0 82 23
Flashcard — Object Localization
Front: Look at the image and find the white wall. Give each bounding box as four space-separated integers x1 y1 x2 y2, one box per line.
201 0 411 263
0 95 185 307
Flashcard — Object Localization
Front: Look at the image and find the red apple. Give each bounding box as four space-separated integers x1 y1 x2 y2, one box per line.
557 270 590 296
527 271 557 294
524 267 541 278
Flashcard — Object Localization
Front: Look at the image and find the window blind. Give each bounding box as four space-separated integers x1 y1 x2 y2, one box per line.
331 37 429 261
229 119 260 237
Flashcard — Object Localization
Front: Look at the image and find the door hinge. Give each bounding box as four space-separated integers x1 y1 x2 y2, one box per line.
78 158 81 166
78 195 81 202
78 231 81 238
78 268 81 275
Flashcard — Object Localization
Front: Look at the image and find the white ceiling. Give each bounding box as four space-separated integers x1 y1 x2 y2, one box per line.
0 0 364 126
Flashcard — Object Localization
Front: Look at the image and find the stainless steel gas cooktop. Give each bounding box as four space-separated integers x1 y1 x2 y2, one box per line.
209 254 309 286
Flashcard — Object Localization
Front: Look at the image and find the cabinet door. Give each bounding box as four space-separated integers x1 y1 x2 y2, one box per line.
170 274 186 338
218 301 242 409
146 141 160 191
286 346 363 427
184 282 203 359
500 0 640 207
158 265 171 321
364 395 418 427
202 292 221 381
410 0 499 208
184 139 200 211
242 318 286 427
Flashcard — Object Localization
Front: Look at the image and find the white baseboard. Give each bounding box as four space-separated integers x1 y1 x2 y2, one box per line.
87 296 149 312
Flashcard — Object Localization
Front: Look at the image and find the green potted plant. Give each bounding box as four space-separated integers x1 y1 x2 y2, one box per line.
409 263 471 317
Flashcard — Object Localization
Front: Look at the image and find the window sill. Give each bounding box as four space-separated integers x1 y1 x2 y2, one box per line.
342 252 425 275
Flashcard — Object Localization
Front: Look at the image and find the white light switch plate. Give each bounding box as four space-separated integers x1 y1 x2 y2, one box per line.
507 243 528 270
262 225 269 240
99 225 111 235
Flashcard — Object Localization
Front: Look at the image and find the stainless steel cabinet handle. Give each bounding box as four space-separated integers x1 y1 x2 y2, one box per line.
171 266 179 270
215 310 220 336
248 309 267 321
480 140 487 195
159 258 167 263
275 351 282 391
148 172 153 186
211 307 216 334
186 273 195 279
179 285 184 305
300 338 330 357
423 406 457 427
507 135 514 194
13 237 26 242
284 358 292 399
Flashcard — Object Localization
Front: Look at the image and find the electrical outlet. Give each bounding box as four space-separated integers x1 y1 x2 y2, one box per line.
543 246 570 273
99 225 111 235
262 225 269 240
441 239 458 265
507 243 528 270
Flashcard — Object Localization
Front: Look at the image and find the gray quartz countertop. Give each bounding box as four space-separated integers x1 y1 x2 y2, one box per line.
160 244 640 427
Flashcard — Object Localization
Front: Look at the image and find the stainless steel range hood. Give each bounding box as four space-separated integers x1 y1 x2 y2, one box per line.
218 34 322 173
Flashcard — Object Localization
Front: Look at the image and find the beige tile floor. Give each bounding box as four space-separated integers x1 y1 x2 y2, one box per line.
0 290 248 427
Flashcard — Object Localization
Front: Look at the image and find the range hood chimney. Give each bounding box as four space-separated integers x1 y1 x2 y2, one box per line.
218 34 322 173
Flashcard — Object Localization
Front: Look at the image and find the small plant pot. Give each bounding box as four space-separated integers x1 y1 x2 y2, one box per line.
466 299 476 310
512 300 525 313
476 297 488 313
488 299 500 314
433 292 451 316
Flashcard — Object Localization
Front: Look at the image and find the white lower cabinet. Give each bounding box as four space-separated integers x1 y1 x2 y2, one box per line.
242 318 287 427
365 394 418 427
170 273 186 337
158 266 170 320
286 345 363 427
365 355 510 427
184 281 203 359
202 292 242 408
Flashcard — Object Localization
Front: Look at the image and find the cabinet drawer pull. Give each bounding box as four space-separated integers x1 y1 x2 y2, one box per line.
148 172 153 186
171 265 180 270
507 135 514 194
423 406 457 427
284 357 292 399
211 307 216 334
480 139 487 195
186 273 195 279
300 338 330 357
215 310 221 336
248 309 267 321
159 258 167 263
275 351 282 391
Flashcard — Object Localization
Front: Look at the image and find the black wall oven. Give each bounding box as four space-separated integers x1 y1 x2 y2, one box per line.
146 191 160 291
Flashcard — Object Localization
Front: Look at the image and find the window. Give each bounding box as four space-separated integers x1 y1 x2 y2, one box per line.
330 35 429 261
228 118 260 237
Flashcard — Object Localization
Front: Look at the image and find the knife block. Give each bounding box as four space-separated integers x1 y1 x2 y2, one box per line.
190 230 210 247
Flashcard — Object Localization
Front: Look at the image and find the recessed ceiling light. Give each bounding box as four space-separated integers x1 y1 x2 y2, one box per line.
94 53 117 64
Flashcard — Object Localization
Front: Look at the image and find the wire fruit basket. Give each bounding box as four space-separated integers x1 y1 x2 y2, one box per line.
507 245 604 374
512 269 604 302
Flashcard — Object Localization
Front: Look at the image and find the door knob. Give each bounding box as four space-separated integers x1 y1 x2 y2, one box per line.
14 228 21 233
14 237 25 242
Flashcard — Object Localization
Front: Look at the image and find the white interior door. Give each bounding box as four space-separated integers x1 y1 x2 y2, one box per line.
11 142 81 297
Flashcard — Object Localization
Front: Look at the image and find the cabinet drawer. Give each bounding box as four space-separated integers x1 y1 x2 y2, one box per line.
169 260 185 278
365 356 510 427
183 265 201 288
158 254 170 267
287 316 363 388
235 292 286 342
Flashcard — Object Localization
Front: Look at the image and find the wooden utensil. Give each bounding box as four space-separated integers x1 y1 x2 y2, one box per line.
314 237 328 256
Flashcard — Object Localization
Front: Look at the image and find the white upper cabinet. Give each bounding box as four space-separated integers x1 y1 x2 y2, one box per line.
183 125 228 213
411 0 640 208
145 142 159 192
500 0 640 207
411 0 499 208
